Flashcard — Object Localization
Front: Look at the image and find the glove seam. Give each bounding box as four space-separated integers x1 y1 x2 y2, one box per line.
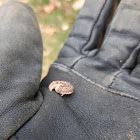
69 6 140 69
108 30 140 42
121 1 140 11
52 63 140 102
80 0 108 54
108 43 140 88
64 42 84 54
64 0 107 56
70 28 140 69
108 71 121 88
71 56 86 68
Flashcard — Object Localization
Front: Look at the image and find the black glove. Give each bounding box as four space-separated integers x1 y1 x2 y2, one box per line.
1 0 140 139
0 0 43 139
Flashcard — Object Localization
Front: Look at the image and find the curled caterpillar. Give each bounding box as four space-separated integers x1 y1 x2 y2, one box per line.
49 81 74 96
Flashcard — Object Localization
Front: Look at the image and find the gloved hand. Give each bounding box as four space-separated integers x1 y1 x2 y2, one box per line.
1 0 140 139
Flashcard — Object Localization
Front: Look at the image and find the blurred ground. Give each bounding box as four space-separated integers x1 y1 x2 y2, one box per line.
0 0 85 79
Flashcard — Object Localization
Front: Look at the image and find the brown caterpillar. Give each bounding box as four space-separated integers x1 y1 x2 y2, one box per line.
49 81 74 96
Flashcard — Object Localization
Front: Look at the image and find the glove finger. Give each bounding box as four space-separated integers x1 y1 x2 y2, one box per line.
56 0 118 67
95 0 140 71
0 1 43 139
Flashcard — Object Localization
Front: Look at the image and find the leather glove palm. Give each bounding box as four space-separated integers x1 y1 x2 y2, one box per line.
1 0 140 140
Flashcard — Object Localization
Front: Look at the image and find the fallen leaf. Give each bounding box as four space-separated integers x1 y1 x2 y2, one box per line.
40 24 57 36
42 0 61 14
61 2 72 15
43 4 56 14
72 0 85 11
43 47 52 57
61 24 69 31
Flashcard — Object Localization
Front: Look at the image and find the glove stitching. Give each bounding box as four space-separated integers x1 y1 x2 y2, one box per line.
66 30 140 96
69 4 140 69
77 16 95 21
69 33 88 40
108 43 140 88
109 30 140 42
65 1 139 57
108 71 121 88
64 42 86 54
80 0 108 54
70 0 135 69
64 0 107 55
64 0 107 56
121 2 140 11
71 56 86 68
52 63 140 102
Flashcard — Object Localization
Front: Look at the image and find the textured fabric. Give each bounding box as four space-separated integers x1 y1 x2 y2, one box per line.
11 64 140 140
0 0 43 139
0 0 140 139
